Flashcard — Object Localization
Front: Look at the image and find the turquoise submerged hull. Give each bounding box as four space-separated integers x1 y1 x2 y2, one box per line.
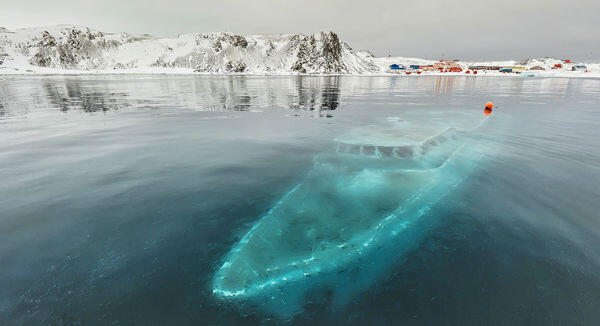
213 114 487 318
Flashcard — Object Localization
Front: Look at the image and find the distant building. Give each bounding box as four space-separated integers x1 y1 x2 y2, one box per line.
529 66 545 71
468 65 501 71
389 64 406 73
572 65 587 71
434 61 462 72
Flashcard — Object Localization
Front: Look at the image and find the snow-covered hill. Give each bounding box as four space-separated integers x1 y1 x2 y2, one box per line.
0 25 379 74
0 25 598 76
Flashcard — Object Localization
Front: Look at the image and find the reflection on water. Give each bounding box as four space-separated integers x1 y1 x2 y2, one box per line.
3 75 598 119
1 75 600 325
43 81 130 113
0 75 344 118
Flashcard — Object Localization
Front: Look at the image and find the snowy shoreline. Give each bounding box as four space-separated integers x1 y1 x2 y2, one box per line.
1 25 598 78
1 68 599 79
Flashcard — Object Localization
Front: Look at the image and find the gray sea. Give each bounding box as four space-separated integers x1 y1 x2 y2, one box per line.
1 75 599 325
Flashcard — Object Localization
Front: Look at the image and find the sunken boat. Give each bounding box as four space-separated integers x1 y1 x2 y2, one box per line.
213 110 489 318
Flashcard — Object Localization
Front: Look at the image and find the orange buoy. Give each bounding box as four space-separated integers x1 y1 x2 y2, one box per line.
485 102 494 109
484 108 492 116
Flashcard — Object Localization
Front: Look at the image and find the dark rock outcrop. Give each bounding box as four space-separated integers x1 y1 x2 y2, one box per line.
30 27 117 69
289 32 347 74
225 60 247 72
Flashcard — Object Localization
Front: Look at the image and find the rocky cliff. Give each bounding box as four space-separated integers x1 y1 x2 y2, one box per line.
0 25 379 74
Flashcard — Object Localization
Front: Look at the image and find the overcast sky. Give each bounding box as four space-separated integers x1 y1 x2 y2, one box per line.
2 0 599 60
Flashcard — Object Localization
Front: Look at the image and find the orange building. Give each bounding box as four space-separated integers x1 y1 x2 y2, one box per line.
433 60 462 72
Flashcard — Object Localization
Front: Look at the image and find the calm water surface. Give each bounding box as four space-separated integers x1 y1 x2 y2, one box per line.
1 75 599 325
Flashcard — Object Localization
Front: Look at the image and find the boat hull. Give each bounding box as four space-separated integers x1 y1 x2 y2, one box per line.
212 117 486 318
